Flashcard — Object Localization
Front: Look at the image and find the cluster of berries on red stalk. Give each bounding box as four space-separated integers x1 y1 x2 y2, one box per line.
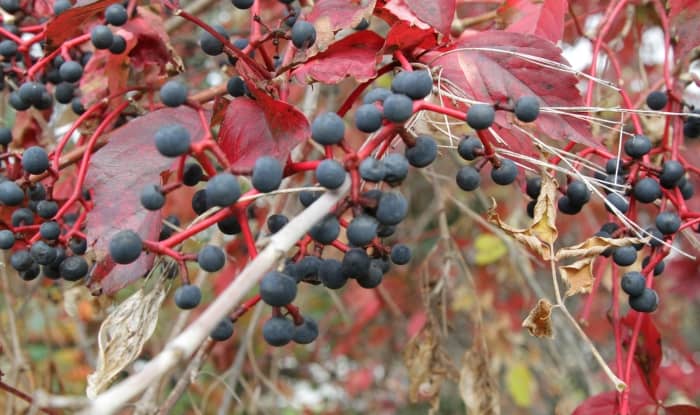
0 0 697 353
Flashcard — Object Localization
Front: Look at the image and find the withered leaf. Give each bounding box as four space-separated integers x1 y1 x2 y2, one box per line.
86 264 171 398
522 298 554 338
555 235 646 260
459 347 501 415
559 258 597 297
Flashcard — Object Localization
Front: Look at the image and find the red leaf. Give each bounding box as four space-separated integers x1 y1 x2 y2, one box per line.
218 88 310 172
293 31 384 84
382 0 456 37
498 0 567 43
86 107 206 294
669 0 700 63
665 405 700 415
421 31 597 149
621 312 663 399
572 390 655 415
306 0 376 31
45 0 121 50
384 20 438 52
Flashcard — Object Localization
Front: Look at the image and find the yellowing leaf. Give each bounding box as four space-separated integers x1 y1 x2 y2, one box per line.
522 298 553 338
474 234 508 265
86 264 171 398
487 172 558 260
506 362 534 408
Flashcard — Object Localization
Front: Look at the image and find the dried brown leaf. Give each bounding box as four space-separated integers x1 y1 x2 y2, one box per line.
559 258 596 297
403 323 456 410
459 347 501 415
86 268 170 398
522 298 553 338
555 236 646 260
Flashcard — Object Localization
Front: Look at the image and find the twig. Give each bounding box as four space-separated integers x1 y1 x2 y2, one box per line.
156 339 215 415
81 177 350 414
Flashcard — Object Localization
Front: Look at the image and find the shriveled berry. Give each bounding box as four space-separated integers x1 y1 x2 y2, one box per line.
252 156 283 193
197 245 226 272
405 135 437 168
206 173 241 207
456 166 480 191
109 230 143 264
174 285 202 309
311 112 344 145
514 96 540 122
260 271 297 306
467 104 495 130
262 316 295 346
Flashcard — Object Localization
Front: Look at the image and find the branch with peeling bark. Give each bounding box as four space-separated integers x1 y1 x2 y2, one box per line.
78 177 349 415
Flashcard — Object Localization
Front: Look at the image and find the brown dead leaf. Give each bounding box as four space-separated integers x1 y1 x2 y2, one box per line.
487 172 558 260
459 347 501 415
555 235 646 260
403 323 457 412
559 258 597 297
522 299 553 338
86 264 171 398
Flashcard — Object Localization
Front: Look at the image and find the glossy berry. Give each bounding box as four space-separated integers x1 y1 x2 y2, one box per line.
382 93 414 123
182 163 203 186
621 271 645 297
216 216 241 235
605 193 629 214
514 96 540 122
0 230 15 249
252 156 283 192
159 81 188 107
105 3 128 25
22 146 49 174
309 215 340 244
210 318 234 341
39 221 61 240
467 104 495 130
109 35 126 54
632 178 661 203
155 124 191 157
319 259 346 289
91 25 114 49
0 126 12 146
629 288 658 313
197 245 226 272
293 317 319 344
390 244 411 265
199 25 228 55
359 157 385 182
311 112 345 145
363 88 392 104
291 21 316 48
227 76 246 97
232 0 254 8
655 212 680 235
316 159 346 189
267 214 288 233
457 135 483 161
659 160 685 189
376 192 408 226
613 246 637 267
624 134 652 158
383 153 409 184
456 166 481 191
405 135 437 167
558 196 582 215
0 181 24 205
109 230 143 264
491 159 518 185
263 316 295 346
140 184 165 210
346 215 378 246
60 256 89 281
260 271 297 307
174 285 202 309
646 91 667 110
355 103 383 133
59 61 83 83
206 173 241 207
